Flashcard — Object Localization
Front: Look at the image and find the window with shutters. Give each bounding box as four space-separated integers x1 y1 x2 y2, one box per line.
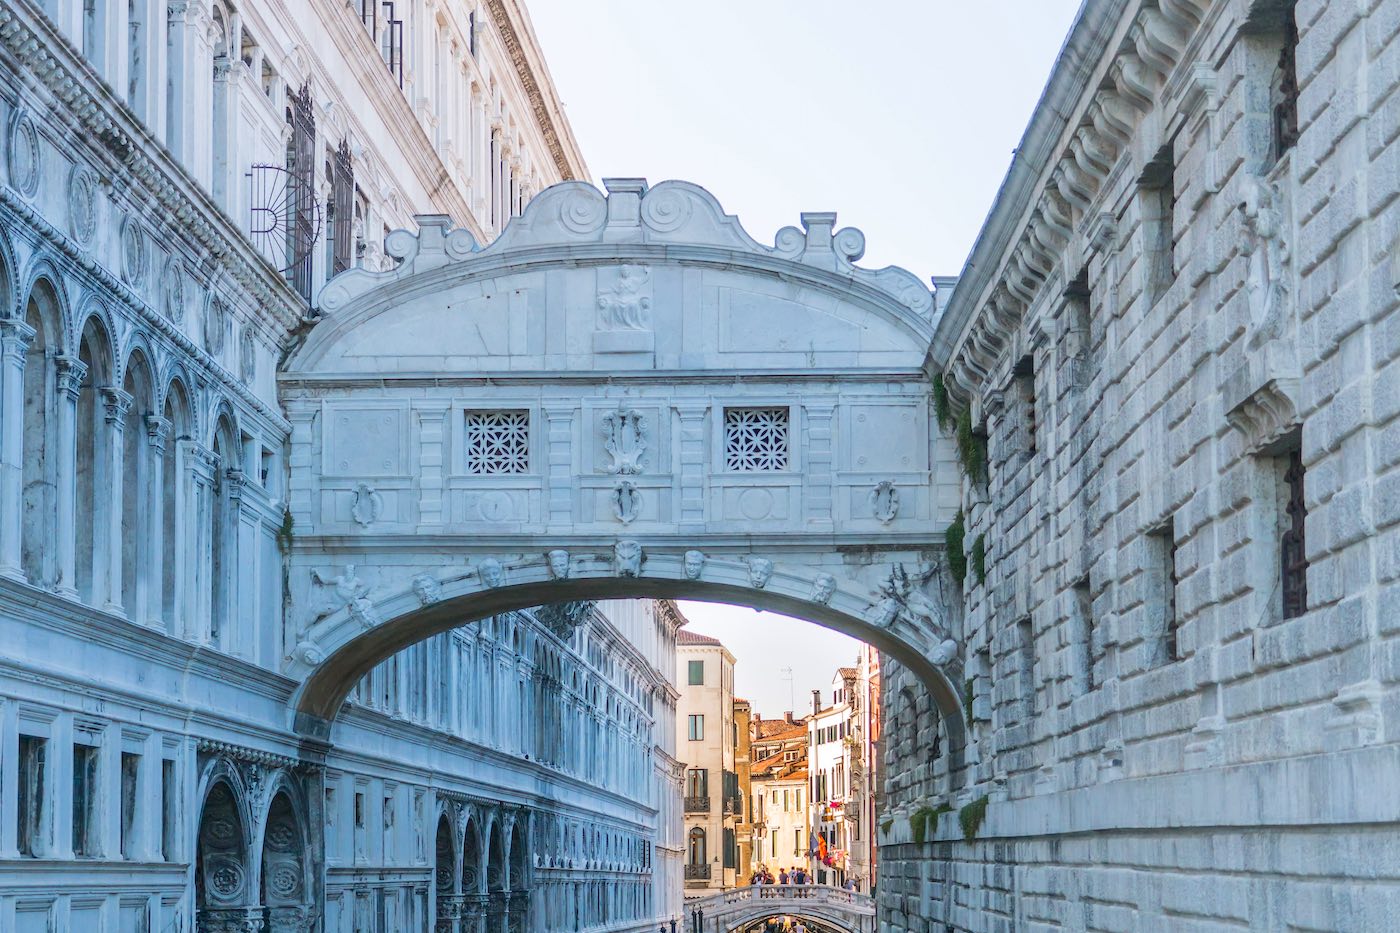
724 407 789 472
464 411 530 475
331 140 354 276
284 84 316 301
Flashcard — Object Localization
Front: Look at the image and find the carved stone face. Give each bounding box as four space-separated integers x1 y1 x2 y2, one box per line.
748 558 773 589
547 549 570 580
479 559 504 588
412 573 440 605
615 541 642 577
683 550 705 580
811 573 836 605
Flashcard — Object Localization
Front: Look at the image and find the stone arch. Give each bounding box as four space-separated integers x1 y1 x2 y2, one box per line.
486 817 506 894
74 310 114 605
195 775 253 927
0 225 16 316
259 790 313 929
160 376 194 632
19 273 63 586
120 347 156 619
461 813 483 895
209 410 239 650
508 817 528 891
434 808 457 901
290 570 966 760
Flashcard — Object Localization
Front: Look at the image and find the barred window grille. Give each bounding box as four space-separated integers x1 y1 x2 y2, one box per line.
724 407 789 472
464 411 530 475
1281 449 1308 618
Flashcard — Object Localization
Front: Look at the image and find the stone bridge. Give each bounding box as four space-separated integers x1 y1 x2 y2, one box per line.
279 179 965 746
685 885 876 932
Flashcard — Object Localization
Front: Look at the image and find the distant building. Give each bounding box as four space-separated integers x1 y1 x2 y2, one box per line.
854 645 882 893
808 670 858 888
749 712 810 875
676 626 738 892
733 698 755 877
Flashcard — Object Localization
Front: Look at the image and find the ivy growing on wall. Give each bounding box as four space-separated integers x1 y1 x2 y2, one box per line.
959 795 989 841
911 803 953 845
932 370 953 432
277 509 295 554
971 533 987 586
956 409 988 486
946 510 967 586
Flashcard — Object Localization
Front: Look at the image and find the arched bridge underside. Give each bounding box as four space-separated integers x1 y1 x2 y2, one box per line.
281 178 962 744
687 886 876 933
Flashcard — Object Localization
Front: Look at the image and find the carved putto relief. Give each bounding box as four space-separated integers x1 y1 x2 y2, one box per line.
310 564 373 627
869 480 900 524
601 406 647 474
350 483 383 527
866 563 949 640
7 110 40 198
596 265 652 330
611 480 641 525
120 217 147 288
1239 176 1291 349
683 550 706 580
547 549 571 580
68 166 97 245
615 540 642 577
747 557 773 589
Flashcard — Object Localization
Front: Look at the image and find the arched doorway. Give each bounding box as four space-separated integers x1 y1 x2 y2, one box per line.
434 812 458 933
507 818 529 932
486 821 507 933
260 791 311 931
462 815 483 933
195 780 253 930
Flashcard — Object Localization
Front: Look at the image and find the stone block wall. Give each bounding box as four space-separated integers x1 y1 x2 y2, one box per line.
878 0 1400 929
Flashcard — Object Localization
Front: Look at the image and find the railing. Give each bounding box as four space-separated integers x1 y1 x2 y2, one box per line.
687 882 877 915
684 795 711 813
685 864 712 881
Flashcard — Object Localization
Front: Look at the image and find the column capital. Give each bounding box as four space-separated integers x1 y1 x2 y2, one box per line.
54 355 87 400
0 317 36 361
224 469 249 501
100 387 134 424
145 415 172 449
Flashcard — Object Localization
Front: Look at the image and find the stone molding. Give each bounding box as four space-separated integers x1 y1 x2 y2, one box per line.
932 0 1212 403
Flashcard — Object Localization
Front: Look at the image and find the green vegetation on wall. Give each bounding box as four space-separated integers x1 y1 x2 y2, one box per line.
932 370 953 432
959 795 989 841
946 510 967 586
956 408 988 485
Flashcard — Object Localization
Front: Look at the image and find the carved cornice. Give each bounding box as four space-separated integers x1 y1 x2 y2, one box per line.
933 0 1212 404
483 0 584 182
0 0 303 333
197 738 305 771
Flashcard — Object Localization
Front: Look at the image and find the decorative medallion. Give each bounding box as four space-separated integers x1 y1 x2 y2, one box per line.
162 261 187 322
350 482 382 526
869 480 901 524
601 406 647 474
7 110 40 198
268 862 302 899
68 166 97 245
238 325 256 384
205 295 227 354
120 217 147 288
611 479 641 525
208 859 245 899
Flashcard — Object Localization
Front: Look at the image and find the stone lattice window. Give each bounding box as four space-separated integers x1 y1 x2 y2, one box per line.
724 407 789 471
464 410 530 475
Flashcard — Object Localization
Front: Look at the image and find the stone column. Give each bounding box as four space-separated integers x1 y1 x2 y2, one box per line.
99 387 133 614
802 400 836 530
542 402 575 529
143 416 171 627
181 441 218 643
53 355 87 598
0 318 35 580
415 404 449 527
674 401 708 531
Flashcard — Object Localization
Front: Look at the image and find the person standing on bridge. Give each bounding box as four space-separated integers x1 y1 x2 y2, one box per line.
779 867 790 885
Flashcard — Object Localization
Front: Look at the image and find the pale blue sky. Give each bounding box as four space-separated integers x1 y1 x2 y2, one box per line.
526 2 1082 706
527 0 1084 283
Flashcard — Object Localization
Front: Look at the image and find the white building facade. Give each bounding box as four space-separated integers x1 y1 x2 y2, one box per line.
675 628 738 895
0 0 690 929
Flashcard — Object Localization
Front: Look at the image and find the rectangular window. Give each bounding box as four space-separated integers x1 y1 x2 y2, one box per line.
17 735 47 857
724 407 789 472
1149 522 1180 665
120 752 140 859
1280 448 1308 619
797 789 803 811
464 410 530 475
1017 618 1036 716
1272 9 1300 162
161 758 176 861
687 660 704 685
72 742 100 857
1073 576 1095 693
795 829 802 854
1140 144 1177 305
687 714 704 742
1014 354 1037 456
685 768 708 798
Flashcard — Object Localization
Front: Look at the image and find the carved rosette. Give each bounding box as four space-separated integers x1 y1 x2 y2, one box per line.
239 325 256 384
7 109 40 198
68 166 98 245
162 260 188 322
120 217 148 288
205 294 228 354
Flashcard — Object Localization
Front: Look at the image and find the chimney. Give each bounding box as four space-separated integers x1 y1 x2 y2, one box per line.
784 711 794 725
812 689 822 717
